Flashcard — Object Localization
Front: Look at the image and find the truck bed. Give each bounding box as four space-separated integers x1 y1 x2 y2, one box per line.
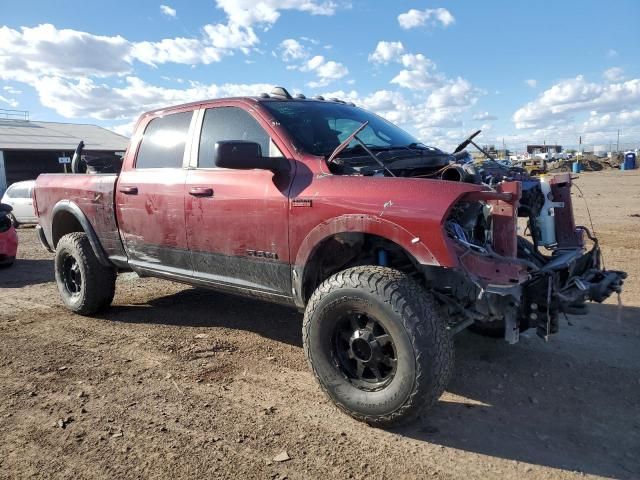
34 173 126 259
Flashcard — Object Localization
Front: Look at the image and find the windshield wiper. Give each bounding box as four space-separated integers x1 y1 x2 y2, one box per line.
326 121 396 177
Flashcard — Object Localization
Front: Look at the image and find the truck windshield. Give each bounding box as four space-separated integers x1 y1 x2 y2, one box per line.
261 100 421 156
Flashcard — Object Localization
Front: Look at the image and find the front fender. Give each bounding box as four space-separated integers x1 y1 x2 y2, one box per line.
294 214 440 269
292 214 457 308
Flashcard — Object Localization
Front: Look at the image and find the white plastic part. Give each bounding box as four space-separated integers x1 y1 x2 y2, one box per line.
535 176 565 247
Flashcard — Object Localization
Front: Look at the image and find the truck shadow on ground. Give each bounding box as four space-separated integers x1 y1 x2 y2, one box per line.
102 287 304 348
400 302 640 479
0 259 54 288
102 289 640 478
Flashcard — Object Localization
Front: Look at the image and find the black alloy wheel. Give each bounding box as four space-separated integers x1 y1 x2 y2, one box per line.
61 253 83 296
333 311 397 391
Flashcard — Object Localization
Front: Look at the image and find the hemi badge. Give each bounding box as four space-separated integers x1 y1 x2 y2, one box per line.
292 199 312 207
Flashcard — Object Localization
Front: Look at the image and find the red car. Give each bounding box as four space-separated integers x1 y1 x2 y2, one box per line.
33 87 625 426
0 203 18 268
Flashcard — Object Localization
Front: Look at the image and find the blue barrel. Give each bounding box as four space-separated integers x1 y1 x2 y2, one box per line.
572 161 581 173
624 152 636 170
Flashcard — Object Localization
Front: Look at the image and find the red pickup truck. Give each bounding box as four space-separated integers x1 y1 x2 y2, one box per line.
34 87 625 426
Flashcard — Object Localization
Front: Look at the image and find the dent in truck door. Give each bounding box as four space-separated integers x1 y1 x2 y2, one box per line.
184 106 293 295
115 110 194 275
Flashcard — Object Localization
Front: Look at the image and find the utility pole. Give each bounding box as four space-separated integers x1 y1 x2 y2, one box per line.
579 135 582 159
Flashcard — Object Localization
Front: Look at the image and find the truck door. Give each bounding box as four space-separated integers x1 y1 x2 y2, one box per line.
184 106 293 297
115 110 195 277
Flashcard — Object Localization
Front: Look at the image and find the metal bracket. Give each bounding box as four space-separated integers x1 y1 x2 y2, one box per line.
504 307 519 344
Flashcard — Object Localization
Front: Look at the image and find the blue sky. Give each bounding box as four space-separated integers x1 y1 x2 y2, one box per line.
1 0 639 151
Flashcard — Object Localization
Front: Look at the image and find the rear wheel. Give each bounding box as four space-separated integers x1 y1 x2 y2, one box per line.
303 266 454 427
54 232 116 315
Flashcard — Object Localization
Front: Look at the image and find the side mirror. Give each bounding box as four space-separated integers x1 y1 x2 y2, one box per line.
214 141 287 172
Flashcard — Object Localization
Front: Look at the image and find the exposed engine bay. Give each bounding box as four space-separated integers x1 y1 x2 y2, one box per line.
328 129 626 342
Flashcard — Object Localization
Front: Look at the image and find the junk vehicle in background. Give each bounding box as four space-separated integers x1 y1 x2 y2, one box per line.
0 203 18 267
1 180 38 227
33 87 626 426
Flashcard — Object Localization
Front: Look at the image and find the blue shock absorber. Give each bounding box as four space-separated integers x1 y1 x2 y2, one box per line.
377 249 388 267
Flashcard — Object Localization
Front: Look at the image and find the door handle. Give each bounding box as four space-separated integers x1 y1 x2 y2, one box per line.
189 187 214 197
119 186 138 195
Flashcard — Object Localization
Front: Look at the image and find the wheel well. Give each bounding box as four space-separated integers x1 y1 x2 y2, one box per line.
301 233 420 303
52 210 84 248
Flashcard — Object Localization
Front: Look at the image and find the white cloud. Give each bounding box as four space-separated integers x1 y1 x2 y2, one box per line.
426 78 476 108
160 5 177 17
203 23 259 51
3 86 22 95
607 49 618 58
131 37 224 66
214 0 337 28
472 111 497 121
398 7 455 30
0 94 19 108
391 53 442 90
513 75 640 129
603 67 624 82
279 38 309 61
525 79 537 88
0 24 131 83
368 41 405 64
299 55 348 87
583 109 640 131
316 60 348 80
302 55 326 71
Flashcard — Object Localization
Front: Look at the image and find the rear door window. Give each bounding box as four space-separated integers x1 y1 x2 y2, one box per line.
198 107 272 168
135 111 193 169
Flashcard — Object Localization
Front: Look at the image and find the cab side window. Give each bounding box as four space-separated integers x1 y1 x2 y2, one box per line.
198 107 272 168
135 111 193 169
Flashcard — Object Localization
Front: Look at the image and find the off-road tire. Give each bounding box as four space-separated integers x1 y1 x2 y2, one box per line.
54 232 116 315
303 266 454 427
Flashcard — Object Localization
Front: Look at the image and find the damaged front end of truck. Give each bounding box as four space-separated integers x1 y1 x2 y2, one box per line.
430 171 626 343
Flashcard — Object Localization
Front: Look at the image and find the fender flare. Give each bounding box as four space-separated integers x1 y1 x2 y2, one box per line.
292 214 439 306
50 200 112 267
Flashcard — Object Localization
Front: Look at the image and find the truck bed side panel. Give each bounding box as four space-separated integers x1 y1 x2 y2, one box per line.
35 174 126 259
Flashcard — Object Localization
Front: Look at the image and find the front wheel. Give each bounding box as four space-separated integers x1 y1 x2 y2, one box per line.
54 232 116 315
303 266 454 427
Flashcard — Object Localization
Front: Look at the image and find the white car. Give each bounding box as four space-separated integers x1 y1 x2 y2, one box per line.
1 180 37 226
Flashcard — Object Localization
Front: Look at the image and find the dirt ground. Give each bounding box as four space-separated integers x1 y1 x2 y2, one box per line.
1 170 639 479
